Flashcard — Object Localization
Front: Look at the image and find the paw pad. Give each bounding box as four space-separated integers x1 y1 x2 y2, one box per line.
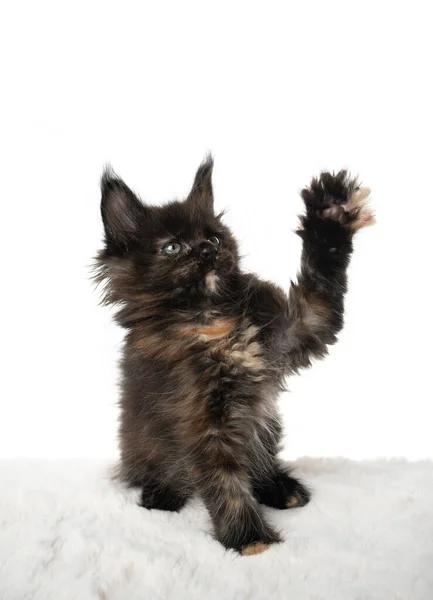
301 171 375 233
241 543 270 556
285 495 302 508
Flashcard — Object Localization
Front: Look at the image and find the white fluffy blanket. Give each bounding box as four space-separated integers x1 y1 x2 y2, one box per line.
1 459 432 599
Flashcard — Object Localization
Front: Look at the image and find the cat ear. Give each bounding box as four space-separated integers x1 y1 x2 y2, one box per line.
185 155 214 214
100 166 148 249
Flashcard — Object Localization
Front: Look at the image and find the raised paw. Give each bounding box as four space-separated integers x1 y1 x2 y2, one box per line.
253 472 311 510
301 170 375 233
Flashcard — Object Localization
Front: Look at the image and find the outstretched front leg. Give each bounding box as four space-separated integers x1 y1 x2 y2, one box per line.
284 170 374 371
246 171 374 372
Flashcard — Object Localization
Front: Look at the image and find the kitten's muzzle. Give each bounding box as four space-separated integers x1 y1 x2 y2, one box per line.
198 241 218 267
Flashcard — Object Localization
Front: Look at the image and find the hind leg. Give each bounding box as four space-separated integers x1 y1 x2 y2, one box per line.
251 413 310 510
118 418 194 512
253 467 311 509
140 475 192 512
118 439 193 512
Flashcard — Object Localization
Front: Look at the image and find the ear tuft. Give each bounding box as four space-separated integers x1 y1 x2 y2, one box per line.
100 165 148 250
185 154 214 213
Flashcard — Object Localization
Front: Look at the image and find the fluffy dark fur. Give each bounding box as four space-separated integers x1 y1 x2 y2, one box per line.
95 156 374 556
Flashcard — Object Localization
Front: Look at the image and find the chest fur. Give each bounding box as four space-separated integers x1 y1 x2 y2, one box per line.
178 315 265 378
130 311 266 383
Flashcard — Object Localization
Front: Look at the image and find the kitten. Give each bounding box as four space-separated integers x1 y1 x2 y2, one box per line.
95 157 374 556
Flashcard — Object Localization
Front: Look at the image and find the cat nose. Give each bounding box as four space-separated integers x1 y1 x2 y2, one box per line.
198 242 217 260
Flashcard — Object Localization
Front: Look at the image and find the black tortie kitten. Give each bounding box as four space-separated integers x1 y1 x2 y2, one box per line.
95 157 374 556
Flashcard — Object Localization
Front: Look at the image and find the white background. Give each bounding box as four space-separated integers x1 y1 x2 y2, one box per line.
1 1 432 460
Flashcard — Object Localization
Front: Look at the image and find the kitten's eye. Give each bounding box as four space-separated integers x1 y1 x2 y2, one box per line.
162 242 182 255
208 235 220 247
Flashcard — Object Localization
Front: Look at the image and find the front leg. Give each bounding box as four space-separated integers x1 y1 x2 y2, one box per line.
285 170 374 371
197 459 281 555
244 171 374 373
185 411 281 555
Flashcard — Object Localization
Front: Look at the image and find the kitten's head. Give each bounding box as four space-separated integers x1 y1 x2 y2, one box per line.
96 156 239 310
